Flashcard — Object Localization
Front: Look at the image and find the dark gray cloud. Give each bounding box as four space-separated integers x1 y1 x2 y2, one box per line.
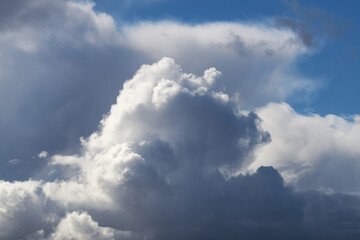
3 167 360 239
302 190 360 240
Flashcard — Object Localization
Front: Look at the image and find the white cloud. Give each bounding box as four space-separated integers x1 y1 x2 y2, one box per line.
8 159 23 165
122 21 316 106
249 102 360 193
48 211 115 240
38 151 49 158
0 180 53 240
64 1 121 46
43 57 269 210
0 57 283 240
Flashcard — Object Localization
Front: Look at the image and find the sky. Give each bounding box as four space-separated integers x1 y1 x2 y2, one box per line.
1 0 360 239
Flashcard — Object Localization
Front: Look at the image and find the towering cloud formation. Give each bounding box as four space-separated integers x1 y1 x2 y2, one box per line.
1 1 360 239
0 0 315 179
42 57 272 230
0 58 359 240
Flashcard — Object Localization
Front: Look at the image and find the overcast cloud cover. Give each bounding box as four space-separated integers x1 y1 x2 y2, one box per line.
1 0 360 239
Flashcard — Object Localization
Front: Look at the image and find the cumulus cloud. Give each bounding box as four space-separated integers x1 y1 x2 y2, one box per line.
0 0 317 180
48 211 116 240
2 57 273 239
43 57 270 209
0 180 54 240
1 1 360 239
249 102 360 193
0 58 359 239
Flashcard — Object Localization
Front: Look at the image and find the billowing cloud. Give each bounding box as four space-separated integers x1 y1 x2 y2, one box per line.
249 102 360 193
0 180 54 240
48 211 116 240
0 0 316 180
0 58 359 239
1 1 360 239
42 57 270 209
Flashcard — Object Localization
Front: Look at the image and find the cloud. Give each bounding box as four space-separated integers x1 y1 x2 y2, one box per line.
274 18 315 47
0 0 64 32
0 57 359 239
0 0 318 180
301 190 360 239
43 57 270 209
48 211 116 240
0 0 145 179
38 151 49 158
249 102 360 193
8 159 23 165
1 57 273 239
122 21 317 105
0 180 55 240
2 1 360 239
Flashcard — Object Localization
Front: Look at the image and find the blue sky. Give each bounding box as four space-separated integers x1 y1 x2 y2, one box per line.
94 0 360 115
